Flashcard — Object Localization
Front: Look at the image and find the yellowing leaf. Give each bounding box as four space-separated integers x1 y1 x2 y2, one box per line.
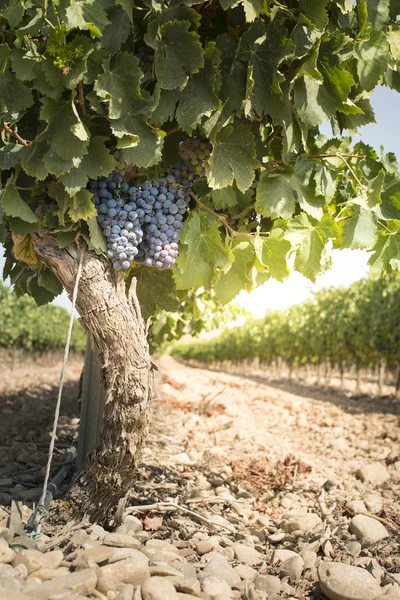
12 234 38 265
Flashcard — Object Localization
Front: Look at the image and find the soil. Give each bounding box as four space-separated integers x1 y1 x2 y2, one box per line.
0 352 399 599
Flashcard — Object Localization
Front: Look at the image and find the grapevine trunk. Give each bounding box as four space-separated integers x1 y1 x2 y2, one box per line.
32 234 154 522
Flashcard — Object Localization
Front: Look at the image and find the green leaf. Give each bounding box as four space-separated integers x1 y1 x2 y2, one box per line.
237 21 293 120
38 269 63 296
38 98 89 161
151 86 179 125
102 6 132 54
60 136 116 195
299 0 329 30
1 184 39 224
388 27 400 61
256 164 324 220
342 206 378 249
48 182 73 226
0 72 33 119
7 218 39 236
21 141 48 180
44 149 75 177
87 216 107 254
313 161 337 201
243 0 264 22
254 229 291 281
211 188 238 209
63 0 110 32
68 190 97 222
207 122 260 193
366 0 389 30
0 144 26 170
135 268 179 320
368 227 400 273
57 230 77 248
117 119 164 168
11 48 40 81
174 212 228 289
27 276 58 306
148 20 204 90
285 213 338 281
94 53 151 120
4 3 25 29
214 241 254 304
176 42 221 133
116 0 134 22
356 30 390 92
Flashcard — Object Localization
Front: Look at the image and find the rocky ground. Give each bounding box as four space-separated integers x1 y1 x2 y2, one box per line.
0 353 399 600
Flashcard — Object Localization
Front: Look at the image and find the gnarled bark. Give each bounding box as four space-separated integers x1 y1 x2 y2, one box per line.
32 235 154 522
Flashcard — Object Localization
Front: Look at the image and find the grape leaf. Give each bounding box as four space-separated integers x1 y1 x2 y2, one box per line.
38 268 63 295
117 119 164 168
87 217 107 254
356 30 391 92
102 6 132 54
211 188 238 209
21 141 48 180
27 276 58 306
342 206 378 249
285 213 338 281
0 73 34 120
12 234 38 265
134 268 179 320
174 212 228 289
237 21 293 120
243 0 264 22
0 144 26 170
1 184 39 224
207 122 260 193
38 98 89 161
149 20 204 90
47 182 74 226
254 229 291 281
60 136 116 195
299 0 329 30
368 227 400 273
366 0 389 30
62 0 110 32
215 240 254 304
69 190 97 222
176 42 221 133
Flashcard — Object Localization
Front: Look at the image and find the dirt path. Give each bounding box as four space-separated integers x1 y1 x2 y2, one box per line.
0 354 399 599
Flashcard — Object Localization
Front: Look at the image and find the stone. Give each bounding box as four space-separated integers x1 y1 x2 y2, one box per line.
0 563 22 590
150 564 182 577
73 546 114 569
356 463 390 487
0 544 15 564
203 553 240 587
97 558 150 593
280 511 322 534
28 567 69 581
364 494 383 514
272 550 304 580
350 515 389 545
142 576 179 600
26 568 97 599
232 544 260 566
254 574 281 593
345 541 362 558
12 549 43 574
116 584 134 600
109 548 149 564
234 564 256 580
300 550 317 569
0 592 32 600
103 534 141 549
376 596 400 600
40 551 64 571
201 576 234 598
123 516 143 533
318 562 381 600
169 564 201 596
195 540 216 555
346 500 367 514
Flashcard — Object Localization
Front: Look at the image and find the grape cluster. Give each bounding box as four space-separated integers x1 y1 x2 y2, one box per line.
46 27 84 71
179 138 212 176
89 170 191 271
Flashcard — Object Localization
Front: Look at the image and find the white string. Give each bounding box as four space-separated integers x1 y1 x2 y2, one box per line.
37 249 85 516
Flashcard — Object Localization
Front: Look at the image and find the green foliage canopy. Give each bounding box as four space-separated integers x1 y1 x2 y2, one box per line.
0 0 400 313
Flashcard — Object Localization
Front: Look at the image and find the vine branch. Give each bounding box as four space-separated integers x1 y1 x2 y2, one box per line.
77 83 88 120
3 123 32 147
263 153 365 166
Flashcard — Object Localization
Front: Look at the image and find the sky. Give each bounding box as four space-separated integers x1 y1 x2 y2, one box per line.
1 86 399 317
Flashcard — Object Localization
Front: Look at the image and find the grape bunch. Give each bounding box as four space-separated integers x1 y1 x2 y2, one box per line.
89 171 191 271
179 138 212 176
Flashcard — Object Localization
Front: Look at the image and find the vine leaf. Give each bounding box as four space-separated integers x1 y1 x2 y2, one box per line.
47 182 73 226
356 30 390 92
254 229 291 281
215 240 254 304
342 206 378 249
148 20 204 90
174 212 228 289
285 214 338 281
211 188 238 209
62 0 110 33
87 217 107 254
38 98 89 161
12 234 38 265
60 136 116 195
207 122 260 193
1 184 39 224
69 190 97 222
368 227 400 273
134 268 179 320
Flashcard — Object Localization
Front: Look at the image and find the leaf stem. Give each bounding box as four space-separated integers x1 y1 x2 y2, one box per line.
78 82 88 120
263 153 365 166
337 153 367 190
165 126 181 136
3 123 32 147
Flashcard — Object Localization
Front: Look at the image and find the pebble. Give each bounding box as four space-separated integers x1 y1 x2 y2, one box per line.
272 550 304 580
195 540 215 555
142 576 179 600
0 543 15 564
103 534 142 549
280 511 322 534
253 574 281 593
203 553 240 587
356 463 390 487
318 562 382 600
25 568 97 599
97 558 150 593
349 515 389 545
364 494 383 514
346 500 367 514
345 541 362 558
123 516 143 533
116 584 134 600
234 564 256 580
201 576 234 598
300 550 317 568
232 544 260 566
